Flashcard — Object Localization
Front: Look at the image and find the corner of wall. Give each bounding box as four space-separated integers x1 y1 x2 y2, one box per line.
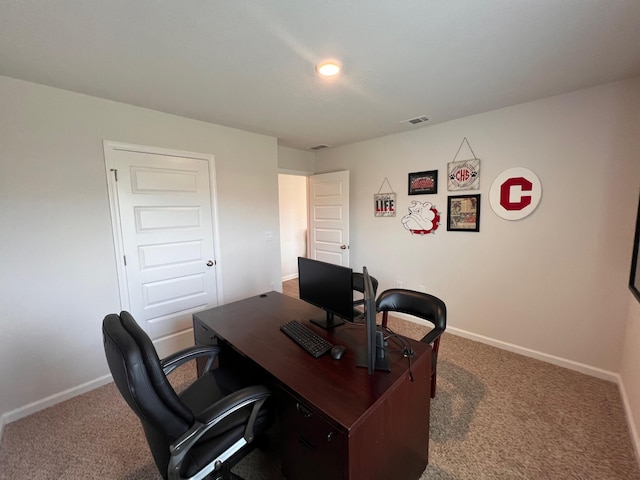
619 376 640 464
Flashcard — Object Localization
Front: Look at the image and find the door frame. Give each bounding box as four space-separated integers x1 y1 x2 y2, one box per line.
103 140 224 314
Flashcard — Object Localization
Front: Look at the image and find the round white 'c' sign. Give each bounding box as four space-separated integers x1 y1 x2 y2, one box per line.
489 167 542 220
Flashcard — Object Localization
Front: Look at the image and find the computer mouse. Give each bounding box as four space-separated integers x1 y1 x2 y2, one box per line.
331 345 346 360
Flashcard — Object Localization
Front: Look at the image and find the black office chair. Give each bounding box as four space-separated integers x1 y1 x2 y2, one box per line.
102 311 273 480
352 272 379 320
377 289 446 398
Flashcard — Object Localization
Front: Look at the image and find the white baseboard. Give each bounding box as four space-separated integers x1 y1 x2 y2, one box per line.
618 376 640 464
390 313 619 380
445 325 618 382
1 329 195 433
394 316 639 463
2 373 113 427
281 273 298 282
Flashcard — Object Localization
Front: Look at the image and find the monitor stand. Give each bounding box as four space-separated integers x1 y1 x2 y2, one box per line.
356 330 391 372
310 311 345 329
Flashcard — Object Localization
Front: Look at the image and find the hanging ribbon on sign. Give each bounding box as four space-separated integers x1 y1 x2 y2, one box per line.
374 177 396 217
448 137 480 191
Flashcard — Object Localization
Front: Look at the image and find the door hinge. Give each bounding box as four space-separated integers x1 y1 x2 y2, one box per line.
123 255 127 266
110 168 118 181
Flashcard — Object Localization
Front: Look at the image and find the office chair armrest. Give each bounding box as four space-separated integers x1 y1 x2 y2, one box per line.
421 327 445 346
196 385 271 436
168 385 271 479
161 345 221 375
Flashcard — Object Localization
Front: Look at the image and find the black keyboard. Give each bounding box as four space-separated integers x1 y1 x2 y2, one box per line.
280 320 334 358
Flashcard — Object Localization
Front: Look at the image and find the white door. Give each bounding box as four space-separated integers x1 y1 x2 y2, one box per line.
104 142 220 355
308 171 350 266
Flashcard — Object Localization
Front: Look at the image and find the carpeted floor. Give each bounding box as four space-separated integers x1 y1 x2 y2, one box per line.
1 287 639 479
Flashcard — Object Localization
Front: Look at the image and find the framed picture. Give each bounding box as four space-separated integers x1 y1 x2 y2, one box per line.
630 195 640 302
408 170 438 195
447 194 481 232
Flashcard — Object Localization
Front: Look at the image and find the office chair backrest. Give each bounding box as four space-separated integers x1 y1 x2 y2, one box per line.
376 288 446 332
353 272 379 297
377 288 446 398
102 312 193 454
353 272 379 320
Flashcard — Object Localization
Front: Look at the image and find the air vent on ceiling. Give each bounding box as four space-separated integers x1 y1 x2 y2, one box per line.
309 144 331 151
402 115 429 125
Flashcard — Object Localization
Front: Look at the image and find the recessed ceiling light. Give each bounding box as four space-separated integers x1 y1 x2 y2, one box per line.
316 60 342 77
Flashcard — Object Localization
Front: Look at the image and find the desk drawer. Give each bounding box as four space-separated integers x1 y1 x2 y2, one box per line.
193 319 217 346
193 318 218 376
277 386 346 480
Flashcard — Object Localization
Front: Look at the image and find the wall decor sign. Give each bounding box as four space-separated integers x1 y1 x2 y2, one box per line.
401 201 440 235
489 167 542 220
374 193 396 217
448 137 480 191
374 177 396 217
408 170 438 195
447 194 481 232
448 159 480 191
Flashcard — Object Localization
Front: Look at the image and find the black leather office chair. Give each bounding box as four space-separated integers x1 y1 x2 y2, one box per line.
352 272 379 320
102 311 273 480
377 289 446 398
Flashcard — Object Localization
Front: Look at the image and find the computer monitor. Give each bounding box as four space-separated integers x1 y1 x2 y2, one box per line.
298 257 354 329
356 266 390 374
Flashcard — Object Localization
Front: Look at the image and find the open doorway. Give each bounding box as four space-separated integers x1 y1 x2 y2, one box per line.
278 174 308 288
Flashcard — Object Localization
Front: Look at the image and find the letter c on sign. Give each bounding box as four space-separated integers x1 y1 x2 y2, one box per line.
500 177 532 211
489 168 541 221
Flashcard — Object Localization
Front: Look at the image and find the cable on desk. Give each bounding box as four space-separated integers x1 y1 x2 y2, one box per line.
381 328 415 382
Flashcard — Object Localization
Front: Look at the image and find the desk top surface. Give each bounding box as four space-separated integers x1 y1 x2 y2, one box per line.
194 291 430 431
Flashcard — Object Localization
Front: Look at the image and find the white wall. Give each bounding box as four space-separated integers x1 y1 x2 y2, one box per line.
315 78 640 376
0 76 282 423
277 145 315 174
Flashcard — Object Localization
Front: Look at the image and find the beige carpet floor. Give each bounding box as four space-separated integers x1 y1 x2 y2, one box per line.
1 313 639 479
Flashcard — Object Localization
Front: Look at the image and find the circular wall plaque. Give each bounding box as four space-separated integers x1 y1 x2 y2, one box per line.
489 167 542 220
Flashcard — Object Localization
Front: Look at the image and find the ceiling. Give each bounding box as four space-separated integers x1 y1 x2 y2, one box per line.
1 1 640 151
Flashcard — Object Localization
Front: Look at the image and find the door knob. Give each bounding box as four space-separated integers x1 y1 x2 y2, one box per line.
340 245 347 250
206 260 214 267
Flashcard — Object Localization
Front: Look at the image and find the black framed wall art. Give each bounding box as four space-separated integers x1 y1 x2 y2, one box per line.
447 194 480 232
408 170 438 195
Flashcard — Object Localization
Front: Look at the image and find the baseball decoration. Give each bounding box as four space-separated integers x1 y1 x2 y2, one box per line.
401 201 441 235
489 167 542 220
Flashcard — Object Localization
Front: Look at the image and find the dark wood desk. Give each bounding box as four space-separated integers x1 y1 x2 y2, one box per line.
193 291 431 480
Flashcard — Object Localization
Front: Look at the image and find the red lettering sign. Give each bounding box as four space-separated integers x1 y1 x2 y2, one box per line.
455 168 470 183
500 177 532 211
411 177 434 189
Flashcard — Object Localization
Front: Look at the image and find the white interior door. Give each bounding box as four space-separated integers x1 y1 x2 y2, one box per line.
104 141 221 355
308 170 350 266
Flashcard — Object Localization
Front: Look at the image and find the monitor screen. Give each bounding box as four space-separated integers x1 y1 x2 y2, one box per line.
298 257 354 329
